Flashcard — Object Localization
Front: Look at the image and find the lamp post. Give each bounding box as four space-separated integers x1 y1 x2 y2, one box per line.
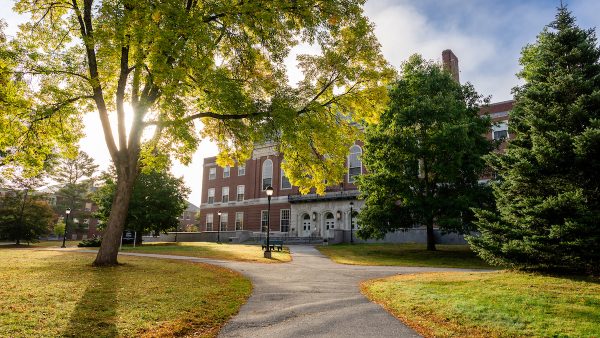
349 201 354 244
264 186 274 258
61 208 71 248
217 210 222 244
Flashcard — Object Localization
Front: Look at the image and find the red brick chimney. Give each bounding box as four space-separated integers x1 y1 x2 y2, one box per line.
442 49 459 82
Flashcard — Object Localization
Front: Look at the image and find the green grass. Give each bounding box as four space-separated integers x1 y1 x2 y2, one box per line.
0 249 252 337
317 243 492 269
0 240 80 248
122 242 292 263
16 241 292 263
362 271 600 337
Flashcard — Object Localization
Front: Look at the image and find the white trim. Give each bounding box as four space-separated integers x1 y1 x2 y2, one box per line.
208 167 216 180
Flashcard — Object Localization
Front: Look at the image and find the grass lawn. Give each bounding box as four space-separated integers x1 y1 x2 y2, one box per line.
317 243 492 269
0 249 251 337
122 242 292 263
362 271 600 337
0 240 80 248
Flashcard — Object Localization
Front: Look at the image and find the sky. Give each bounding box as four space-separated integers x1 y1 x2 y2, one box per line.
2 0 600 205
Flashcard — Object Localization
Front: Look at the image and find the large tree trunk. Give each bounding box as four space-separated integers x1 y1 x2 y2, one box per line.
426 217 436 251
93 166 137 266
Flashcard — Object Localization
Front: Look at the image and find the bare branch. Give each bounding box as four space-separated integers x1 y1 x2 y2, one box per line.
145 111 263 127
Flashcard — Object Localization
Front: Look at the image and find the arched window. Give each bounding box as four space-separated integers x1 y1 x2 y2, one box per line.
262 159 273 190
348 145 362 183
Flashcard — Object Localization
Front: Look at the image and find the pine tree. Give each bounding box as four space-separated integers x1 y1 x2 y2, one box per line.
469 7 600 273
357 55 492 250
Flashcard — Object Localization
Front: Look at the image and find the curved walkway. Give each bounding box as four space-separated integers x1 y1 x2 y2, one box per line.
109 245 481 338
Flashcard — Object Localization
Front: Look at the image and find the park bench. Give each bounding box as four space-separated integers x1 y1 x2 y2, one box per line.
262 240 283 252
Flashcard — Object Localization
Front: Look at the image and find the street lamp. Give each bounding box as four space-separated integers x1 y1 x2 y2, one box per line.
264 186 274 258
349 201 354 244
61 208 71 248
217 210 222 244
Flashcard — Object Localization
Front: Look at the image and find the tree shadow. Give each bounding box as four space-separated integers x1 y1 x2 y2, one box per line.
62 267 120 337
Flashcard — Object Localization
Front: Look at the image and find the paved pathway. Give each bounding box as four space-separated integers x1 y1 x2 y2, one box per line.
109 245 480 338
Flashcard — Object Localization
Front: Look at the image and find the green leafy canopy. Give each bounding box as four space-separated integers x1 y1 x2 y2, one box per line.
357 55 493 248
93 168 190 235
5 0 394 193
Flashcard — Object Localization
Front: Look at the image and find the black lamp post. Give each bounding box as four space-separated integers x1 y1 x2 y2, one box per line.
349 201 354 244
264 186 274 258
217 210 222 244
61 208 71 248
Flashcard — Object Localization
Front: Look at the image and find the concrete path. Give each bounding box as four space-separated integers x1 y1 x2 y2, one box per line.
108 246 480 338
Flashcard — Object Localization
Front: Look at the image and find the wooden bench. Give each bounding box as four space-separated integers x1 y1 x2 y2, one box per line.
262 240 283 252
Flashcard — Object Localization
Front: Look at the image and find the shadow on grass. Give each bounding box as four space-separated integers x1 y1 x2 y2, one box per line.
62 267 120 337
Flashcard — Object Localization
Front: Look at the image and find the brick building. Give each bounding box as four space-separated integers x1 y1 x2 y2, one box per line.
199 50 513 240
178 201 200 231
200 142 364 239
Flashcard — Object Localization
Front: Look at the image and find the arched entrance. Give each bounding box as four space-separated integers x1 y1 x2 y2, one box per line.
302 213 312 237
324 212 335 238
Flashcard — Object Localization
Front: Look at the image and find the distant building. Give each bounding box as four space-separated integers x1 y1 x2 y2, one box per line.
38 185 102 240
178 201 200 231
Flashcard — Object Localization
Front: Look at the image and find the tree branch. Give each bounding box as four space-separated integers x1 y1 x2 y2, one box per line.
145 111 263 127
30 95 94 123
72 0 119 162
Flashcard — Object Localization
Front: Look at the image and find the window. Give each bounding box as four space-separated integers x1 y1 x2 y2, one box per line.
493 129 508 140
208 167 216 180
492 121 509 140
348 145 362 183
280 209 290 232
223 166 230 178
222 186 229 203
186 212 191 220
281 169 292 189
206 213 213 231
325 212 334 230
220 213 228 231
303 213 311 231
237 185 245 201
238 164 246 176
262 159 273 190
235 212 244 230
85 202 92 212
261 210 269 232
207 188 215 204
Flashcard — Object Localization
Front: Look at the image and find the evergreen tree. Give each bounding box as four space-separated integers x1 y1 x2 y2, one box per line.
357 55 492 250
469 7 600 273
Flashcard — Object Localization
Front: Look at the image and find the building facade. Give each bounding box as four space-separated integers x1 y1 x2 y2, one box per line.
199 50 513 240
200 142 364 238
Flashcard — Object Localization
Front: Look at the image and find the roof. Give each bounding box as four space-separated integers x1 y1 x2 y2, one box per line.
185 201 200 212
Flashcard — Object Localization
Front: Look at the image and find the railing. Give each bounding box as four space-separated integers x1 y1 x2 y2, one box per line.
288 189 360 203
